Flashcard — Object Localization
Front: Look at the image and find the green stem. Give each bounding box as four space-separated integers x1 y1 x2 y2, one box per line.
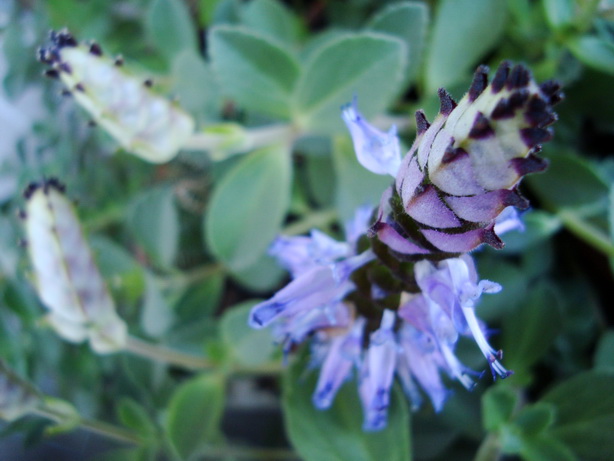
183 124 296 155
32 406 140 445
125 336 214 370
124 336 283 375
473 432 501 461
283 208 338 236
557 209 614 258
84 204 125 232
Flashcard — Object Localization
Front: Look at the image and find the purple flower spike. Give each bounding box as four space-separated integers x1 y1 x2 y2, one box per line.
344 62 561 257
342 99 401 177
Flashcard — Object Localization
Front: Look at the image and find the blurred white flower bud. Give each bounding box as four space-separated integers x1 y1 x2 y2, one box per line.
23 179 127 353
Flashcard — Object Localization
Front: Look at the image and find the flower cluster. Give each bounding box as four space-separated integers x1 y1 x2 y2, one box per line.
38 29 194 163
346 62 562 257
22 179 127 353
250 63 562 430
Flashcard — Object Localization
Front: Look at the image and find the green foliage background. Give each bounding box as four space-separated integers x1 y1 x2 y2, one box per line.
1 0 614 459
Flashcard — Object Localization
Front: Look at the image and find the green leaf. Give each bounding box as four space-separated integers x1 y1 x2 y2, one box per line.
117 398 157 439
89 236 145 306
568 35 614 75
126 185 179 268
205 144 291 271
220 300 276 366
333 136 392 223
209 25 300 118
527 151 609 210
141 274 174 339
229 251 286 292
293 32 406 134
146 0 198 61
424 0 507 93
499 210 562 254
502 282 563 380
171 50 221 121
482 385 518 431
366 2 429 87
541 371 614 461
282 351 411 461
543 0 575 30
166 373 226 460
513 403 556 436
174 272 224 321
519 434 578 461
239 0 303 44
594 330 614 371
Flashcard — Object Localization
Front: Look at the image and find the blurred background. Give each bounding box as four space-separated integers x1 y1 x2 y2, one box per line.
1 0 613 460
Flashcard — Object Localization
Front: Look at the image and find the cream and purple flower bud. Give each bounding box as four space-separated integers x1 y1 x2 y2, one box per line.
348 62 562 257
0 360 41 421
38 29 194 163
23 179 127 353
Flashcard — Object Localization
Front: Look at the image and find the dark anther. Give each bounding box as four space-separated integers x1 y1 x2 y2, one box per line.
525 95 551 127
491 98 514 120
60 89 72 97
144 79 153 88
468 112 494 139
468 65 489 102
520 127 553 147
502 189 530 210
442 144 467 164
44 69 59 79
415 110 430 134
510 153 549 175
58 62 72 74
114 56 124 66
23 182 41 199
438 88 457 115
491 61 511 93
506 64 530 90
508 89 529 109
74 83 85 92
89 42 103 56
539 80 564 105
87 120 97 128
482 225 504 249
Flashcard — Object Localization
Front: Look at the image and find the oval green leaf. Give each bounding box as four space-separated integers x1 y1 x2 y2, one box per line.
209 25 300 118
293 32 406 134
165 373 225 460
205 144 291 271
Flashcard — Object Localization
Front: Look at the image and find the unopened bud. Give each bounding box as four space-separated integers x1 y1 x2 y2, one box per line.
24 179 126 353
38 29 194 163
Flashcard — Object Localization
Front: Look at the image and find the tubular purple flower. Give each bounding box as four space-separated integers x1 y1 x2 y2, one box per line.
397 324 449 412
358 310 398 431
313 317 365 410
342 98 401 177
